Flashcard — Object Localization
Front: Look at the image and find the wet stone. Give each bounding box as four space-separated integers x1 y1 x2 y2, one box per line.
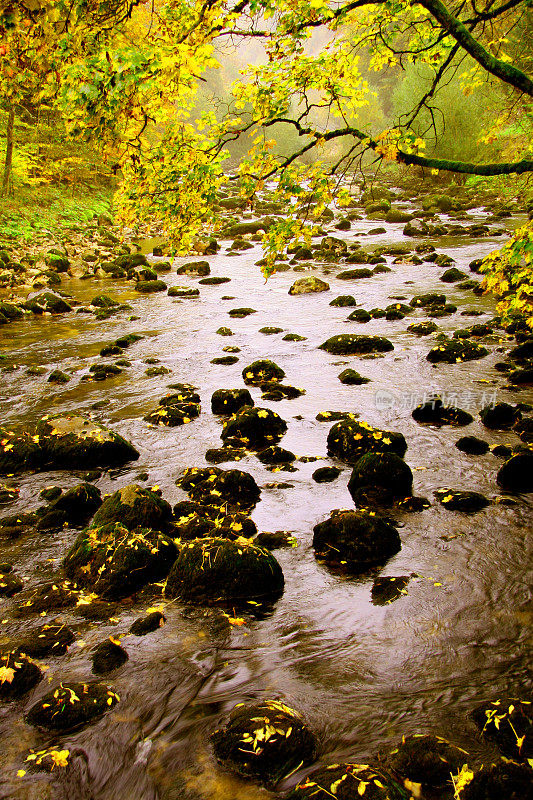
289 276 330 294
199 276 231 285
205 446 247 464
456 436 490 455
435 488 490 512
412 398 473 426
348 308 371 323
320 334 393 355
14 581 78 617
47 369 71 384
337 268 374 280
0 571 23 596
497 452 533 492
211 388 253 415
129 611 166 636
440 267 468 282
0 651 43 700
35 414 139 470
0 484 20 504
216 327 233 336
257 446 296 465
282 333 307 341
384 733 467 791
254 530 295 549
145 365 171 376
145 399 200 422
259 326 284 334
313 510 401 572
338 368 370 385
26 682 120 732
176 260 210 276
407 321 439 336
472 698 532 762
165 536 284 603
228 307 257 318
480 401 521 430
17 622 75 658
312 466 342 483
348 453 413 505
221 406 287 448
135 280 167 293
91 484 173 532
371 575 410 605
427 338 489 363
260 384 304 401
211 700 317 786
92 638 128 674
211 355 239 365
460 760 533 800
327 418 407 464
64 522 178 599
168 285 200 297
242 360 285 385
287 763 401 800
177 467 261 510
329 295 357 307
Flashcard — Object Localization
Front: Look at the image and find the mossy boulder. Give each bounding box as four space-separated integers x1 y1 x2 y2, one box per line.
384 733 467 791
427 338 489 363
348 308 371 323
17 622 75 658
289 276 330 295
313 510 401 572
257 445 296 464
410 293 447 309
90 485 173 532
242 360 285 385
472 698 532 762
287 763 404 800
440 267 467 282
129 611 165 635
0 651 42 699
480 402 521 430
211 700 317 786
348 453 413 503
338 369 370 385
337 268 374 280
46 483 102 525
176 260 210 276
371 575 410 605
456 436 489 455
135 279 166 293
113 253 148 270
460 761 533 800
172 502 256 541
329 295 357 307
0 427 46 475
0 570 23 596
144 401 200 426
211 388 253 415
408 321 439 336
412 398 473 426
320 334 393 355
312 466 342 483
35 414 139 469
64 522 178 598
168 285 200 298
176 467 261 510
92 638 128 674
164 537 284 602
435 488 490 512
0 302 24 320
25 292 72 314
221 406 287 448
26 682 119 732
327 418 407 464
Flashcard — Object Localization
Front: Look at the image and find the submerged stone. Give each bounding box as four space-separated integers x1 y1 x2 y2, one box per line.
211 700 317 786
165 537 284 602
460 760 533 800
435 488 490 512
92 638 129 674
35 414 139 470
129 611 165 635
479 402 521 430
371 575 410 605
17 622 75 658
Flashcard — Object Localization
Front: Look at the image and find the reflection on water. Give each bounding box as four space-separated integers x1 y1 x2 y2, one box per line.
0 208 531 799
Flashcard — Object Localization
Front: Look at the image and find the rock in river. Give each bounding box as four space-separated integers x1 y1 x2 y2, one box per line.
313 510 401 572
289 276 330 295
164 537 284 603
221 406 287 448
90 484 173 531
211 700 317 786
327 418 407 464
26 682 120 732
348 452 413 503
320 334 393 355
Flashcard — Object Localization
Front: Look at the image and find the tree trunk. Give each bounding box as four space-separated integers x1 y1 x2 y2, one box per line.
2 107 15 197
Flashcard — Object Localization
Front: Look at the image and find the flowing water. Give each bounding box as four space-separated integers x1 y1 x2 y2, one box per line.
0 205 531 799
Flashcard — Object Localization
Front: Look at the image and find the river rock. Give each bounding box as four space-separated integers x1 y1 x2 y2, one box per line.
172 502 256 541
221 407 287 447
330 295 357 307
320 334 393 355
348 453 413 503
287 763 400 800
371 575 410 604
435 488 490 512
0 651 42 700
412 398 473 426
472 698 532 762
45 483 102 526
17 622 75 657
337 268 374 280
312 466 341 483
164 537 284 602
64 522 178 598
327 418 407 464
0 570 23 596
289 276 329 295
242 360 285 385
427 338 489 363
26 682 120 732
92 638 128 674
385 733 467 791
456 436 490 455
168 285 200 297
177 467 260 511
211 388 253 415
338 369 370 385
34 414 139 470
407 321 439 335
135 279 166 293
129 611 166 635
90 485 173 531
25 292 72 314
313 510 401 571
211 700 317 785
460 760 533 800
480 402 521 429
497 453 533 492
348 308 371 323
176 260 210 276
0 428 46 474
145 401 200 426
